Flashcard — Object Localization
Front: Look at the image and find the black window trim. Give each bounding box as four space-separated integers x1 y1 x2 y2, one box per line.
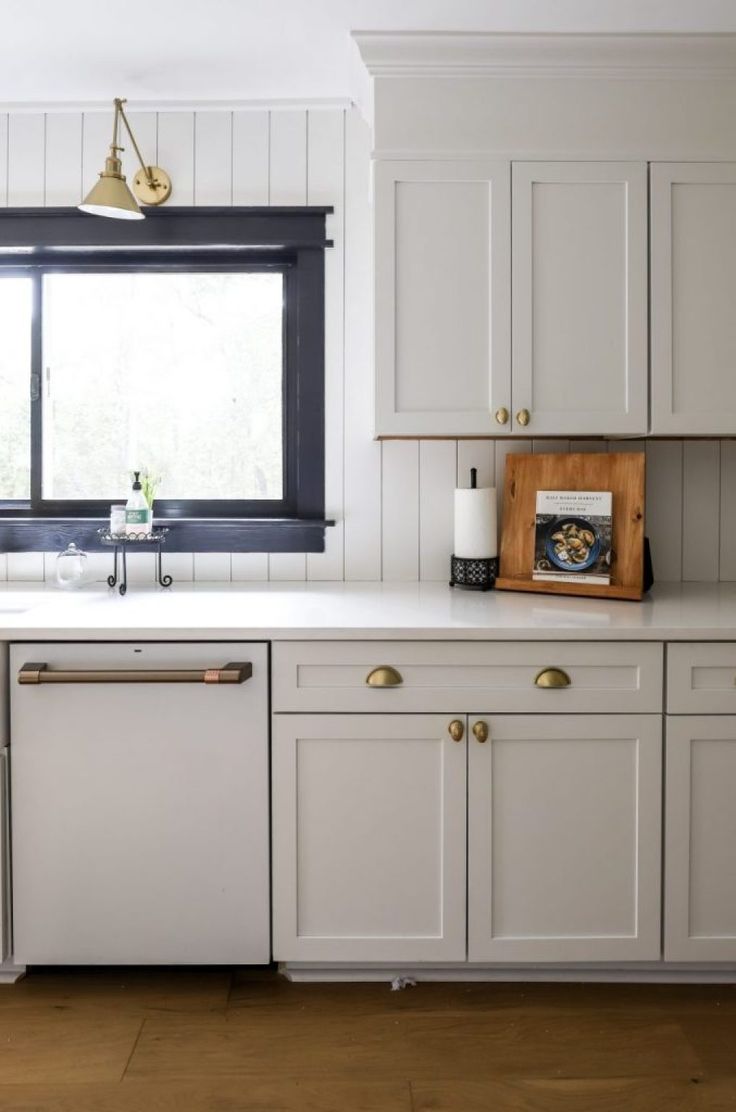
0 207 333 553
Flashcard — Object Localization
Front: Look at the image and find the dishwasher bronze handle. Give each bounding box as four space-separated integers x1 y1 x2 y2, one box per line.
17 662 252 685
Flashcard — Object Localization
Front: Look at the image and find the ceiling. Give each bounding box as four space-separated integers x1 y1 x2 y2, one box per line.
3 0 736 106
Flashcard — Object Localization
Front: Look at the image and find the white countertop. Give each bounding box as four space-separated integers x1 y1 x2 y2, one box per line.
1 580 736 641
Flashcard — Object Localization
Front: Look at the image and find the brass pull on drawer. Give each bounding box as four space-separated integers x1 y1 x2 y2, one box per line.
365 665 403 688
534 667 571 689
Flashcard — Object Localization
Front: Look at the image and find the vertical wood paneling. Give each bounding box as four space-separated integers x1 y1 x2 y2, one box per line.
157 112 195 205
457 441 495 489
194 111 233 205
268 110 307 204
45 114 83 205
7 113 45 205
231 553 269 581
719 441 736 581
268 109 308 581
683 440 720 582
307 110 345 582
420 441 457 580
646 440 684 582
381 441 419 580
232 111 270 204
570 439 606 453
343 108 381 580
533 440 570 455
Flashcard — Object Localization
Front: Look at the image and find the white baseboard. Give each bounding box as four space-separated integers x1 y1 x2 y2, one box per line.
0 962 26 984
280 962 736 984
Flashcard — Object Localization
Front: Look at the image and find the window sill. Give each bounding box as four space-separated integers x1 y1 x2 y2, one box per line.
0 517 333 554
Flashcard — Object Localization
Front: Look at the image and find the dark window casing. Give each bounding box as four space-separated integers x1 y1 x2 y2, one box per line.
0 207 333 553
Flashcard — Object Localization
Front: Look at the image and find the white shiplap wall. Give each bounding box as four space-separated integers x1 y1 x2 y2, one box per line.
0 105 730 585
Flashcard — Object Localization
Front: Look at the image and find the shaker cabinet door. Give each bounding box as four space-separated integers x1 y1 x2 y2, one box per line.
0 749 8 963
665 716 736 960
512 162 648 436
374 159 511 436
651 163 736 434
468 714 662 962
272 714 467 962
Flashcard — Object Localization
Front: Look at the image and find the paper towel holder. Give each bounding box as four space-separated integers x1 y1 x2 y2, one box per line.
449 554 498 591
450 468 497 591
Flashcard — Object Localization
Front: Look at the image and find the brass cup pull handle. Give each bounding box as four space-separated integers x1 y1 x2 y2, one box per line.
472 720 489 744
17 662 252 685
516 408 530 427
366 665 403 688
534 667 571 689
449 719 464 742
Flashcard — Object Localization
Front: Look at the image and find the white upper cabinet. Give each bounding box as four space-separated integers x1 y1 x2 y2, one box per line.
512 162 648 436
374 159 511 436
651 163 736 434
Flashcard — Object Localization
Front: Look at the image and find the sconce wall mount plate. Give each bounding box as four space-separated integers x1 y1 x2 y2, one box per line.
132 166 172 206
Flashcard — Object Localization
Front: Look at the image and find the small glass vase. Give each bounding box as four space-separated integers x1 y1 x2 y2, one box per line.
55 543 88 589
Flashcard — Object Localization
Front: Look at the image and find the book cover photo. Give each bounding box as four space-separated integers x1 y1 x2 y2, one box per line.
532 490 613 585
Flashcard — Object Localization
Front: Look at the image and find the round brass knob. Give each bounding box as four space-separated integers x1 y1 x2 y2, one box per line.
494 407 509 425
516 408 530 427
448 719 465 742
472 720 489 744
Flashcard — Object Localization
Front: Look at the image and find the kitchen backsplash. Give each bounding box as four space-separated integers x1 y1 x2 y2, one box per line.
0 106 730 586
0 437 731 585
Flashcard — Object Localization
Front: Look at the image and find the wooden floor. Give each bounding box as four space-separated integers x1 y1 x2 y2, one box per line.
0 969 734 1110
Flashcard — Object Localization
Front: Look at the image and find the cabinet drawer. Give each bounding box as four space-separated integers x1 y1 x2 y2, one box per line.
272 642 663 714
667 643 736 713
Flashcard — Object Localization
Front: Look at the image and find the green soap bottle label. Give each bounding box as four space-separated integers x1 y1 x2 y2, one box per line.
126 509 149 525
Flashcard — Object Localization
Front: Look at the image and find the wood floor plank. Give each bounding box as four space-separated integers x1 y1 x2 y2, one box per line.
0 1007 142 1083
411 1077 723 1112
125 1009 702 1083
0 968 232 1014
0 1080 413 1111
228 978 715 1018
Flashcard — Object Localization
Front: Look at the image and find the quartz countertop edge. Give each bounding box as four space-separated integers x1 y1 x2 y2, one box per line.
0 581 735 641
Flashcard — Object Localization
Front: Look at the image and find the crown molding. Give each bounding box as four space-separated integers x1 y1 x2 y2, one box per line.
352 32 736 80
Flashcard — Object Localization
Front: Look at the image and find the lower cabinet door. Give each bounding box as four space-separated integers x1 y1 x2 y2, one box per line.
665 716 736 961
468 714 662 962
272 714 467 962
0 748 7 963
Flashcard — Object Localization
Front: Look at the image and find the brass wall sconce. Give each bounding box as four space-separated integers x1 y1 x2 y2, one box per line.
79 97 172 220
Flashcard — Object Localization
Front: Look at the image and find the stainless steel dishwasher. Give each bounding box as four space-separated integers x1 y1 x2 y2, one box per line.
10 642 269 965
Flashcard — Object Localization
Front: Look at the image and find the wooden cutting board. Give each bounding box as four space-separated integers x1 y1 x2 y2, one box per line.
496 452 646 601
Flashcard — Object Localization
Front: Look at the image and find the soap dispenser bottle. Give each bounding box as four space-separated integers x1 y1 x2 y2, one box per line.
125 471 152 537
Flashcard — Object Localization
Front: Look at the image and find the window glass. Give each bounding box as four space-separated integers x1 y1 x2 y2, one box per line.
0 276 32 500
42 271 284 501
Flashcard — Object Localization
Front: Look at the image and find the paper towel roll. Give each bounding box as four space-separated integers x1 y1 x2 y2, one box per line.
454 487 497 559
